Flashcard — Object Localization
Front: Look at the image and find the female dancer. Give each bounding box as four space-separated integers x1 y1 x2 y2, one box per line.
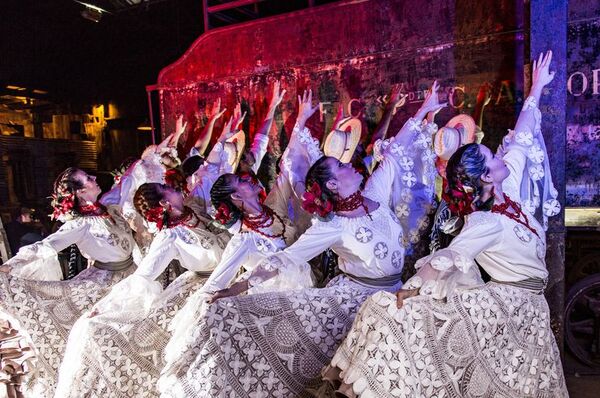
0 168 135 396
54 83 295 398
54 182 229 397
327 51 567 397
158 83 443 397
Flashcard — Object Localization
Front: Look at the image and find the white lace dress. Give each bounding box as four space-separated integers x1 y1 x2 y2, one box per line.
0 208 136 397
157 118 437 397
326 96 568 397
53 210 230 398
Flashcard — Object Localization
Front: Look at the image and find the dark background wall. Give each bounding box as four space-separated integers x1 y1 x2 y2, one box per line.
157 0 526 166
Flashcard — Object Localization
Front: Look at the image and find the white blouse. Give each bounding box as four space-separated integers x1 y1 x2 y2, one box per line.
255 116 438 287
92 220 228 315
5 207 135 281
403 96 559 299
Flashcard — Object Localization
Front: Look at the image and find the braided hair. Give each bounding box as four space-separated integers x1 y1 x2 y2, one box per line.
302 156 336 218
444 143 494 217
133 183 168 227
51 167 85 220
210 174 243 228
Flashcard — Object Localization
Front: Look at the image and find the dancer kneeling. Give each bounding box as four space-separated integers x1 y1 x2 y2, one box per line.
158 84 443 397
326 51 568 397
0 168 136 397
54 182 229 397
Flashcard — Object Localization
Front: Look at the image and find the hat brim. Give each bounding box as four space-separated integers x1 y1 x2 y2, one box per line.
445 114 477 145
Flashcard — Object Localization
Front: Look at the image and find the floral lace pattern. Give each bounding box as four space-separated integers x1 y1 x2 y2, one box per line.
329 284 567 397
158 281 381 397
55 272 208 398
0 266 135 397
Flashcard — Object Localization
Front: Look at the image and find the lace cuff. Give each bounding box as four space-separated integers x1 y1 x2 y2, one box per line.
243 252 314 293
5 241 63 281
403 248 484 299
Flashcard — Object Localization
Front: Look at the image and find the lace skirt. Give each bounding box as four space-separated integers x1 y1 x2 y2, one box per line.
0 265 135 397
158 276 401 397
326 282 568 398
53 271 209 398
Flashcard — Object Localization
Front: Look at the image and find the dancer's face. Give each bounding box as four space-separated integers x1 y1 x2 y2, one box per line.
324 157 364 197
73 170 101 202
159 184 184 211
231 174 262 203
478 144 510 185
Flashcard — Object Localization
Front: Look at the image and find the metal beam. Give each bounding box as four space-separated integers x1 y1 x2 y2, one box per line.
207 0 267 14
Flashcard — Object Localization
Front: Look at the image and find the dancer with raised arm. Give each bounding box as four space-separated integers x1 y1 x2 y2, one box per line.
326 51 567 398
54 182 229 398
158 83 442 397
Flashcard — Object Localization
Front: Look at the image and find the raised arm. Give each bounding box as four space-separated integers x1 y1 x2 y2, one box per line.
190 99 227 157
370 84 407 146
248 81 286 173
498 51 559 226
395 80 447 141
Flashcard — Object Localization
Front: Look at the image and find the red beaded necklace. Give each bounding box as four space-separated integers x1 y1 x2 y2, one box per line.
168 206 200 229
242 205 286 241
334 190 371 217
492 193 539 238
79 202 109 218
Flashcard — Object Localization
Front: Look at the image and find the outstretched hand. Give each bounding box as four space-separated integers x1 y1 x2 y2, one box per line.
0 264 11 273
232 103 247 132
387 84 408 114
269 80 286 110
209 98 227 121
297 89 320 124
208 280 249 303
418 80 447 116
396 288 419 309
532 50 555 89
173 115 188 146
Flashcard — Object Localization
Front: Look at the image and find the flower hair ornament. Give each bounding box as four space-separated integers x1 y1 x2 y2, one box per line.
145 206 168 230
214 202 233 226
50 192 76 221
442 180 475 217
301 182 334 218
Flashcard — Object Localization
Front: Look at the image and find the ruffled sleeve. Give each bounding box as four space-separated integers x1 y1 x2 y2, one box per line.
242 219 338 290
199 234 250 294
249 133 269 174
90 229 178 316
368 118 438 253
496 96 560 230
403 211 503 299
4 218 90 281
265 123 323 239
189 142 230 214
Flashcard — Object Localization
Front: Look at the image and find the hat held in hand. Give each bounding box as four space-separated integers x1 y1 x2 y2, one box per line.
223 130 246 171
434 114 477 161
324 117 362 164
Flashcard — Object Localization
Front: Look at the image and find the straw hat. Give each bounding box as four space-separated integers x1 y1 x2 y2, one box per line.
324 117 362 163
223 130 246 171
434 114 477 161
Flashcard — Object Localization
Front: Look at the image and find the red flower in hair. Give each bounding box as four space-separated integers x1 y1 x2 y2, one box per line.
442 180 475 217
301 182 333 218
214 203 233 225
51 193 75 220
145 206 166 230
